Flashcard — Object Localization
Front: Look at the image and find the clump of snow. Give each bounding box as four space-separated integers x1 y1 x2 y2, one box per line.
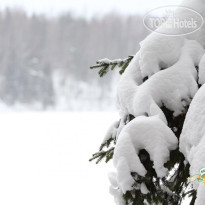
108 172 118 188
109 186 125 205
113 116 177 193
102 120 119 145
97 58 130 65
118 39 204 118
199 53 205 85
138 0 205 79
97 58 111 64
180 84 205 204
180 84 205 160
108 173 125 205
140 183 149 195
117 52 143 117
139 36 184 78
112 59 123 64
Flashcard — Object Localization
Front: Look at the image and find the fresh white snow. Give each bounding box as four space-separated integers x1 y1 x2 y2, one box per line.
180 84 205 162
114 38 204 200
0 112 118 205
113 116 178 193
180 84 205 204
118 39 204 119
111 0 205 203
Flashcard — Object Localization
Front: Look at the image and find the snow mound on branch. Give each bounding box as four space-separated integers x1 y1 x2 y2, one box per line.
180 84 205 160
139 36 184 78
113 116 178 193
118 39 204 118
140 183 149 195
101 120 119 144
108 172 126 205
109 186 125 205
199 53 205 85
180 84 205 204
139 0 205 79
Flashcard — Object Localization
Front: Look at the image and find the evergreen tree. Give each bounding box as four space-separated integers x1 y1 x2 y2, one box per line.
90 1 205 204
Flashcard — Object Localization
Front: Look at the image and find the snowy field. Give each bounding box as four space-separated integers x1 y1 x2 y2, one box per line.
0 112 119 205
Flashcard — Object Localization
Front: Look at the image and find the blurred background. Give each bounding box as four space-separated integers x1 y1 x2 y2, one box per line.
0 7 149 111
0 1 180 205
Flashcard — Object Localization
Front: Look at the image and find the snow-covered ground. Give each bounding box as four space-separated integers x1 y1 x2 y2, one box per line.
0 112 118 205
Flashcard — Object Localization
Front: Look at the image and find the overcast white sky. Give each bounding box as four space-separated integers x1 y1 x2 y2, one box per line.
0 0 181 17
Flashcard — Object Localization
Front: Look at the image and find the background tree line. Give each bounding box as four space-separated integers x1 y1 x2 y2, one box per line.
0 9 148 110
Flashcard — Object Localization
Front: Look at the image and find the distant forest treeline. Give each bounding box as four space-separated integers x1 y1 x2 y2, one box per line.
0 9 149 110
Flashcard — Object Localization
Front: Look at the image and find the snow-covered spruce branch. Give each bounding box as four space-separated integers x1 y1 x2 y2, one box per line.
89 115 135 164
110 38 204 204
90 56 134 77
89 147 115 164
90 0 205 204
89 120 118 163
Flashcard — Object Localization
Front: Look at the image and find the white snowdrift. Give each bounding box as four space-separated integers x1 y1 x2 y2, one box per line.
118 39 204 119
199 53 205 84
180 84 205 205
113 116 178 193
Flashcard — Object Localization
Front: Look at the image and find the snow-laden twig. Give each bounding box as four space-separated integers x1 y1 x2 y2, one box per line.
90 56 134 77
